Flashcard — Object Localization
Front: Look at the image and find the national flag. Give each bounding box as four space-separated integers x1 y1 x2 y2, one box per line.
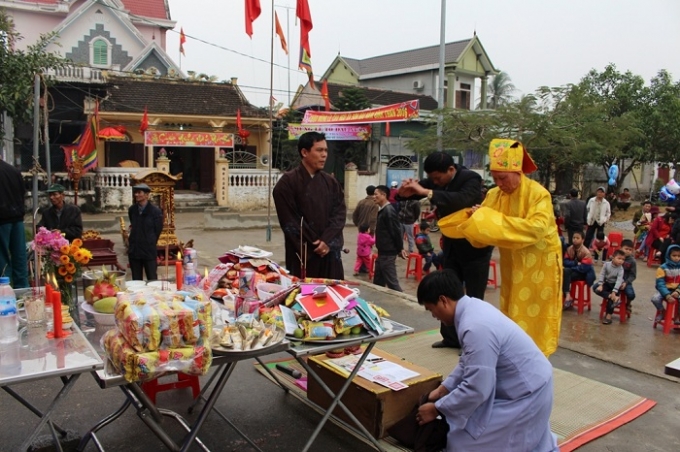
385 122 391 137
245 0 261 38
179 28 186 55
321 79 330 111
274 11 288 55
299 47 314 90
140 106 149 134
296 0 313 57
237 108 242 130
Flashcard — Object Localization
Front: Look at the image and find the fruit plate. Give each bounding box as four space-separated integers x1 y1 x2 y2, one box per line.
81 301 117 326
285 331 373 344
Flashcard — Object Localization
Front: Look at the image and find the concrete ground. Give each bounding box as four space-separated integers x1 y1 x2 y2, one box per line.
4 210 679 451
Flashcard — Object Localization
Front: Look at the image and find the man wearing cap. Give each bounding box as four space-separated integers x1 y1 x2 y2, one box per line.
37 184 83 242
585 187 611 248
0 156 28 287
352 185 379 234
389 181 399 206
439 139 563 357
128 183 163 281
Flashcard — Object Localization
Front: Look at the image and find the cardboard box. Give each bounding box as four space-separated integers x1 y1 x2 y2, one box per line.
306 348 442 438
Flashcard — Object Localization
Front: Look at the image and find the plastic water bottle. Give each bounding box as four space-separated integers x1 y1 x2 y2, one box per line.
183 263 198 287
0 277 18 344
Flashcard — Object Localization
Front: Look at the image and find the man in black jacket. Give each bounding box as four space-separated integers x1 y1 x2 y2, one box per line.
37 184 83 242
373 185 408 291
399 152 492 348
0 158 28 288
563 188 587 245
128 184 163 281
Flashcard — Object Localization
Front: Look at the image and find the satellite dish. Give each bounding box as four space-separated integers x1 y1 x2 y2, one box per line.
260 154 270 166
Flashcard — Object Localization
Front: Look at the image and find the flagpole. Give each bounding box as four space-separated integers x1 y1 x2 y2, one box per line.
266 0 275 242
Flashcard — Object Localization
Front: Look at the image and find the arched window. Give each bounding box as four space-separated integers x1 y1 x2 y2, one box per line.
92 39 108 66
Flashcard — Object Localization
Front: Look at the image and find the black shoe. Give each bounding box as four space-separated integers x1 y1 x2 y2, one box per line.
431 340 459 349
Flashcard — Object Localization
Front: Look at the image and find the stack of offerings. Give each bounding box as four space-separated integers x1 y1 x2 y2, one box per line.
183 247 199 287
102 289 212 382
205 247 295 315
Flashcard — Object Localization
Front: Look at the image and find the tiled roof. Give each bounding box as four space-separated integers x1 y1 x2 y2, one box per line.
121 0 170 20
348 39 471 77
100 77 268 118
328 83 438 110
11 0 170 20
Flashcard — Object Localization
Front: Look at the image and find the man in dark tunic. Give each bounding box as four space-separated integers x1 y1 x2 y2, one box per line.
128 183 163 281
37 184 83 242
273 132 346 279
399 152 492 349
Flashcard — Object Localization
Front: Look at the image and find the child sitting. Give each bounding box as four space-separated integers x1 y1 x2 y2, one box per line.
590 231 610 263
353 224 375 277
415 221 441 273
593 249 626 324
650 244 680 323
562 231 595 309
620 239 637 315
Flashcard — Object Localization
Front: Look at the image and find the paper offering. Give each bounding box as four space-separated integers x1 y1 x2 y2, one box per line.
326 353 420 391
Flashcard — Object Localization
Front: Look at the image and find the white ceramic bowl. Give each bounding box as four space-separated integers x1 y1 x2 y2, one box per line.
81 302 116 326
125 280 147 287
256 283 284 301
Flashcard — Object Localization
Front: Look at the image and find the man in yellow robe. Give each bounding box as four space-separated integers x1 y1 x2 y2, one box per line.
439 139 563 356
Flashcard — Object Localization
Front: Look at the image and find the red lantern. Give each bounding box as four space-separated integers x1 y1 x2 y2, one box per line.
238 128 250 144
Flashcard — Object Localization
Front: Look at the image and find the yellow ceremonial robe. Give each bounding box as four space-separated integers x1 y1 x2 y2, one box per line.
439 175 562 356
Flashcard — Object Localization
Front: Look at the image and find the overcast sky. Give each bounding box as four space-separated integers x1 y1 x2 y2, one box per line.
166 0 680 107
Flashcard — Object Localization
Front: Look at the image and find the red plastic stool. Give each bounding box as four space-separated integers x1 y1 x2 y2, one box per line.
487 260 498 289
368 253 378 280
599 292 627 323
653 299 679 335
413 224 420 236
141 373 201 404
569 280 591 315
405 253 423 281
608 232 624 256
647 247 662 267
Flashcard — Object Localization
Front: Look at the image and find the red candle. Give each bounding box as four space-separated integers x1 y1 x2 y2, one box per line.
175 261 183 291
52 290 63 338
45 284 53 307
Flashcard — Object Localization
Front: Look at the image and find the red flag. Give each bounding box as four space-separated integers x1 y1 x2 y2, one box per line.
237 109 242 130
245 0 261 38
385 122 391 137
179 28 186 55
321 80 330 111
140 106 149 133
296 0 313 57
274 11 288 55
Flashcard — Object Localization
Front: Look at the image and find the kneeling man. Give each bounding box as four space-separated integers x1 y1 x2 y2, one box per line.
416 270 558 452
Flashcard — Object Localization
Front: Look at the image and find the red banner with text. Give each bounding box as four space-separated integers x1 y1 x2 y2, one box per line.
301 100 420 125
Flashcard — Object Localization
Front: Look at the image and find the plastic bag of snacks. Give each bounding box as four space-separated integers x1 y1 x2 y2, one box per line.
102 330 212 383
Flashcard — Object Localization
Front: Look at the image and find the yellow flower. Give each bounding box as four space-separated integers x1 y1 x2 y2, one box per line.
66 263 76 273
72 238 83 247
59 255 70 265
64 275 73 283
60 245 70 254
58 266 68 276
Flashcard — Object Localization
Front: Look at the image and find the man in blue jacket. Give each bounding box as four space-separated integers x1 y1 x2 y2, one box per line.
128 184 163 281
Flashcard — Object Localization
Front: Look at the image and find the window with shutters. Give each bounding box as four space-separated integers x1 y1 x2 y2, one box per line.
92 39 108 66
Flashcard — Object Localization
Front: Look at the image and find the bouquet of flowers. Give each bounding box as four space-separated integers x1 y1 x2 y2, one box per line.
33 227 93 317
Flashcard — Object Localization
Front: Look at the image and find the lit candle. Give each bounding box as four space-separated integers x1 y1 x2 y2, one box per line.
175 252 183 291
45 279 53 309
52 289 63 338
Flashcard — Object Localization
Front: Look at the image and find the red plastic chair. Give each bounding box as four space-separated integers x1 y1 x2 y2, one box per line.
487 260 498 289
647 247 662 268
141 373 201 404
653 299 679 335
569 280 591 315
405 253 423 281
599 293 628 324
608 232 624 256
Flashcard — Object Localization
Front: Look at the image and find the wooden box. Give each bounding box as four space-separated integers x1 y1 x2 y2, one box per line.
306 348 442 438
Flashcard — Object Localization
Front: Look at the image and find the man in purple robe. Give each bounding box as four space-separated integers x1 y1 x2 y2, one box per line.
273 132 346 279
416 270 558 452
